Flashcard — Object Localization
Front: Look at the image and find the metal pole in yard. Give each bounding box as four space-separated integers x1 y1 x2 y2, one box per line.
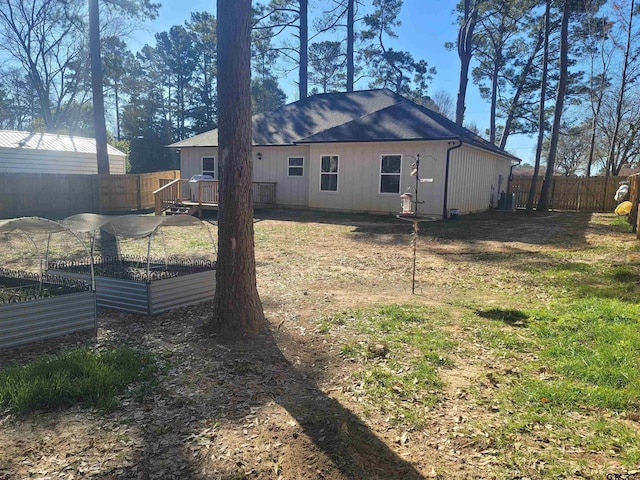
412 220 418 294
415 154 420 218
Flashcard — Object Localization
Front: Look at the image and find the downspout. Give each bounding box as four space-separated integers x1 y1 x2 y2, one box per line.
443 139 463 220
507 160 522 193
509 159 521 187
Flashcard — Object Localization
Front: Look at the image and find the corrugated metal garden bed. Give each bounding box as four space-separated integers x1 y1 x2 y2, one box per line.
0 269 96 348
48 255 216 315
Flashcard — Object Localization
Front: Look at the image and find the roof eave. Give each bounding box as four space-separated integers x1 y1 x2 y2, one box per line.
294 136 460 145
169 142 298 149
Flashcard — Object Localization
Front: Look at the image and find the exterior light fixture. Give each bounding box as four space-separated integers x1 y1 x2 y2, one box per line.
257 152 263 160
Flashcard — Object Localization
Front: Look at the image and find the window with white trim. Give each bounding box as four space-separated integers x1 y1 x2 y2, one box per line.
320 155 338 191
288 156 304 177
202 157 215 177
380 154 401 194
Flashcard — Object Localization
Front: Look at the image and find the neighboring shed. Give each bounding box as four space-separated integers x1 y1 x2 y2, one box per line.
170 89 520 218
0 130 126 175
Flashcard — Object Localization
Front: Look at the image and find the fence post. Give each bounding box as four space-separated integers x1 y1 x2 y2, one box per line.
136 175 142 210
98 175 103 213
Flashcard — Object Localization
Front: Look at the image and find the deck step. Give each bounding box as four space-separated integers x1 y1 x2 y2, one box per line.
165 203 199 216
166 204 191 215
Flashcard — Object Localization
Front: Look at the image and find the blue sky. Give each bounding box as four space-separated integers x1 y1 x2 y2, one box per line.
130 0 537 162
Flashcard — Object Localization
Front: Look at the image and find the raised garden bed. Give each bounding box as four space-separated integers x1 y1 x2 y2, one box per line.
48 255 216 314
0 269 95 348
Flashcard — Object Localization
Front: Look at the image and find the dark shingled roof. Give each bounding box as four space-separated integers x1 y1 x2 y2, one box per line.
170 89 519 161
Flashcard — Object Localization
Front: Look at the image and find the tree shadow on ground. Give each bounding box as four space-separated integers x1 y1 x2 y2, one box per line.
475 307 529 327
352 210 596 248
253 208 403 228
87 310 426 479
254 208 598 249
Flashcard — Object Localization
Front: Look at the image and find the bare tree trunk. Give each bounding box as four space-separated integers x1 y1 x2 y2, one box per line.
211 0 266 337
115 84 121 141
500 29 544 150
489 56 499 144
346 0 354 92
455 0 479 126
605 0 635 177
89 0 110 174
538 0 570 212
586 17 610 177
586 97 602 177
527 0 550 213
299 0 308 99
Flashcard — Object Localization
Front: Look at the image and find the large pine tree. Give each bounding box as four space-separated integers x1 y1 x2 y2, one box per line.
211 0 267 337
89 0 110 174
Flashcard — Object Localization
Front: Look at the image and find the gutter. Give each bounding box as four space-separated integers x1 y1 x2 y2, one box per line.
443 139 463 220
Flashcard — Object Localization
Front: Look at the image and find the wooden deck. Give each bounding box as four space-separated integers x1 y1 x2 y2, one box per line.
153 178 276 216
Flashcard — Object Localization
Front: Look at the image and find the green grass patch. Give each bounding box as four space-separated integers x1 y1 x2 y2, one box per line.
468 296 640 471
340 342 365 358
503 298 640 413
0 347 157 415
478 326 534 357
327 304 455 428
186 239 213 248
610 215 634 233
609 265 638 283
467 307 534 358
528 257 640 303
588 417 640 465
574 264 640 302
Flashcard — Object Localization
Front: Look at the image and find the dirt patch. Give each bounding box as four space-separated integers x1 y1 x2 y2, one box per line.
1 209 637 479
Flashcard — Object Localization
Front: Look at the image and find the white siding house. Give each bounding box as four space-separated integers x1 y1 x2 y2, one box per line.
0 130 127 175
171 89 518 218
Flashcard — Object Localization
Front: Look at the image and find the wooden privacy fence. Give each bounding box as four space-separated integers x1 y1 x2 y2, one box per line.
0 170 179 218
509 176 624 212
100 170 179 212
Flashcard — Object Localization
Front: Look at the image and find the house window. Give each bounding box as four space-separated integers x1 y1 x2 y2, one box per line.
288 156 304 177
380 154 401 194
202 157 215 178
320 155 338 192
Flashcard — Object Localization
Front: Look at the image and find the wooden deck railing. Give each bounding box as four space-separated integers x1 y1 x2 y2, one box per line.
153 178 190 214
154 179 276 215
251 182 277 204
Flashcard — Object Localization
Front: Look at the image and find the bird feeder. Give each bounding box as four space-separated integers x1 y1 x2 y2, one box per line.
400 193 415 216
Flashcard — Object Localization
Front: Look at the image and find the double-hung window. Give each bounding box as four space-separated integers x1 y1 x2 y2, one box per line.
202 157 215 178
380 154 401 194
288 157 304 177
320 155 339 192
